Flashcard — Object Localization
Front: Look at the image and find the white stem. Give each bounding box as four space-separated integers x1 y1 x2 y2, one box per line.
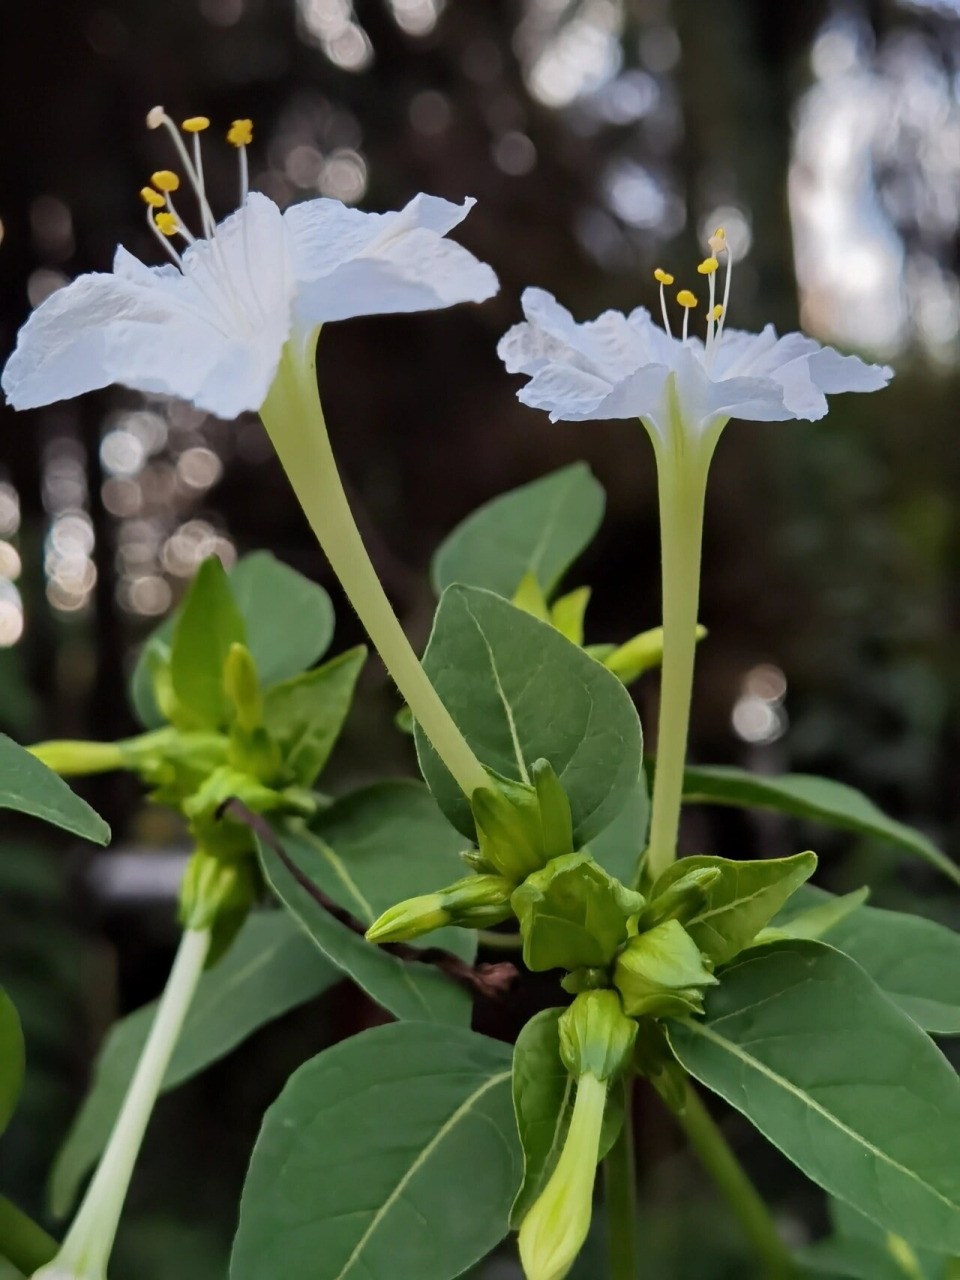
34 929 211 1280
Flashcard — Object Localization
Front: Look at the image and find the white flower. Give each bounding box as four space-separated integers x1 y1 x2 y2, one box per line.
2 112 497 419
498 286 892 439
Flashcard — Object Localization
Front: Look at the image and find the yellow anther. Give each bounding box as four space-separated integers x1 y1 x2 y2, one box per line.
154 211 179 237
227 119 254 147
711 304 724 321
181 116 210 133
697 257 719 275
708 226 727 253
146 106 165 130
676 289 697 308
654 268 674 286
151 170 180 192
140 187 166 208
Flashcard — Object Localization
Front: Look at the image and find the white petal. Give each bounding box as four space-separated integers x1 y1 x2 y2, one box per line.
1 270 220 410
515 288 648 382
673 348 790 432
285 192 497 323
517 362 614 421
2 200 293 418
807 346 893 394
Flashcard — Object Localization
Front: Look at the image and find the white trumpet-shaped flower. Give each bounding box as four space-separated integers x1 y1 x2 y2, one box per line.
498 278 892 439
2 110 497 418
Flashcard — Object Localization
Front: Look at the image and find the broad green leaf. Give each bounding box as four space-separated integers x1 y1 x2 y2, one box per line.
49 912 337 1217
510 1008 623 1228
228 551 335 687
131 552 335 727
585 771 650 886
416 586 643 843
230 1022 520 1280
776 886 960 1036
802 1198 944 1279
682 765 960 887
431 462 605 600
170 558 247 728
262 646 366 786
259 816 472 1025
650 852 816 965
0 736 110 845
669 940 960 1253
0 988 24 1136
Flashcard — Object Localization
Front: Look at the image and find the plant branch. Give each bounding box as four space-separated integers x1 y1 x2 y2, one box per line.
672 1081 797 1279
605 1078 640 1280
221 799 519 1000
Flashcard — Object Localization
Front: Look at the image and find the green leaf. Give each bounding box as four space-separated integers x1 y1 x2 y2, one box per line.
760 886 870 943
669 940 960 1253
0 736 110 845
230 1022 520 1280
416 586 643 843
131 552 335 727
228 551 335 688
802 1198 944 1279
510 1008 623 1228
681 765 960 887
259 796 473 1025
776 886 960 1036
49 912 337 1217
649 852 816 965
262 646 366 786
0 988 24 1136
170 558 247 728
585 771 650 885
431 463 605 600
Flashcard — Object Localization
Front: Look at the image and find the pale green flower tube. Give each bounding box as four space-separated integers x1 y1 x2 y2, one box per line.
33 928 211 1280
518 1071 608 1280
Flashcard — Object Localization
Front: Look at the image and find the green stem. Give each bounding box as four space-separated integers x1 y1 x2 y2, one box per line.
260 338 489 801
605 1079 639 1280
27 741 127 777
35 928 211 1280
475 929 523 951
674 1082 796 1279
0 1196 57 1275
644 421 713 884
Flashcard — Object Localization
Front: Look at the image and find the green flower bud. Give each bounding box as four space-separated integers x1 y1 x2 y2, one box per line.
366 893 451 944
532 758 574 862
601 624 707 686
223 642 263 733
28 739 127 776
471 775 546 880
549 587 590 647
560 967 609 995
614 919 718 1019
512 852 644 973
366 874 514 944
512 570 550 622
559 989 637 1082
518 1071 607 1280
635 865 722 931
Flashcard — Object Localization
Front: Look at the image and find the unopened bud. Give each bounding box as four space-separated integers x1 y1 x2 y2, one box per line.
602 624 707 686
614 920 717 1019
223 643 262 733
512 852 644 973
518 1071 607 1280
532 758 574 862
559 989 637 1082
635 866 722 931
366 873 514 944
471 776 546 880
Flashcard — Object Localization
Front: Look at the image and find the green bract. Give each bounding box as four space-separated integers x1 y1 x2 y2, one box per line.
512 852 643 973
558 990 637 1083
614 918 718 1018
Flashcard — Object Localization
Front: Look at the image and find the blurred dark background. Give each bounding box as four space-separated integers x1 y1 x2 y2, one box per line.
1 0 959 1275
